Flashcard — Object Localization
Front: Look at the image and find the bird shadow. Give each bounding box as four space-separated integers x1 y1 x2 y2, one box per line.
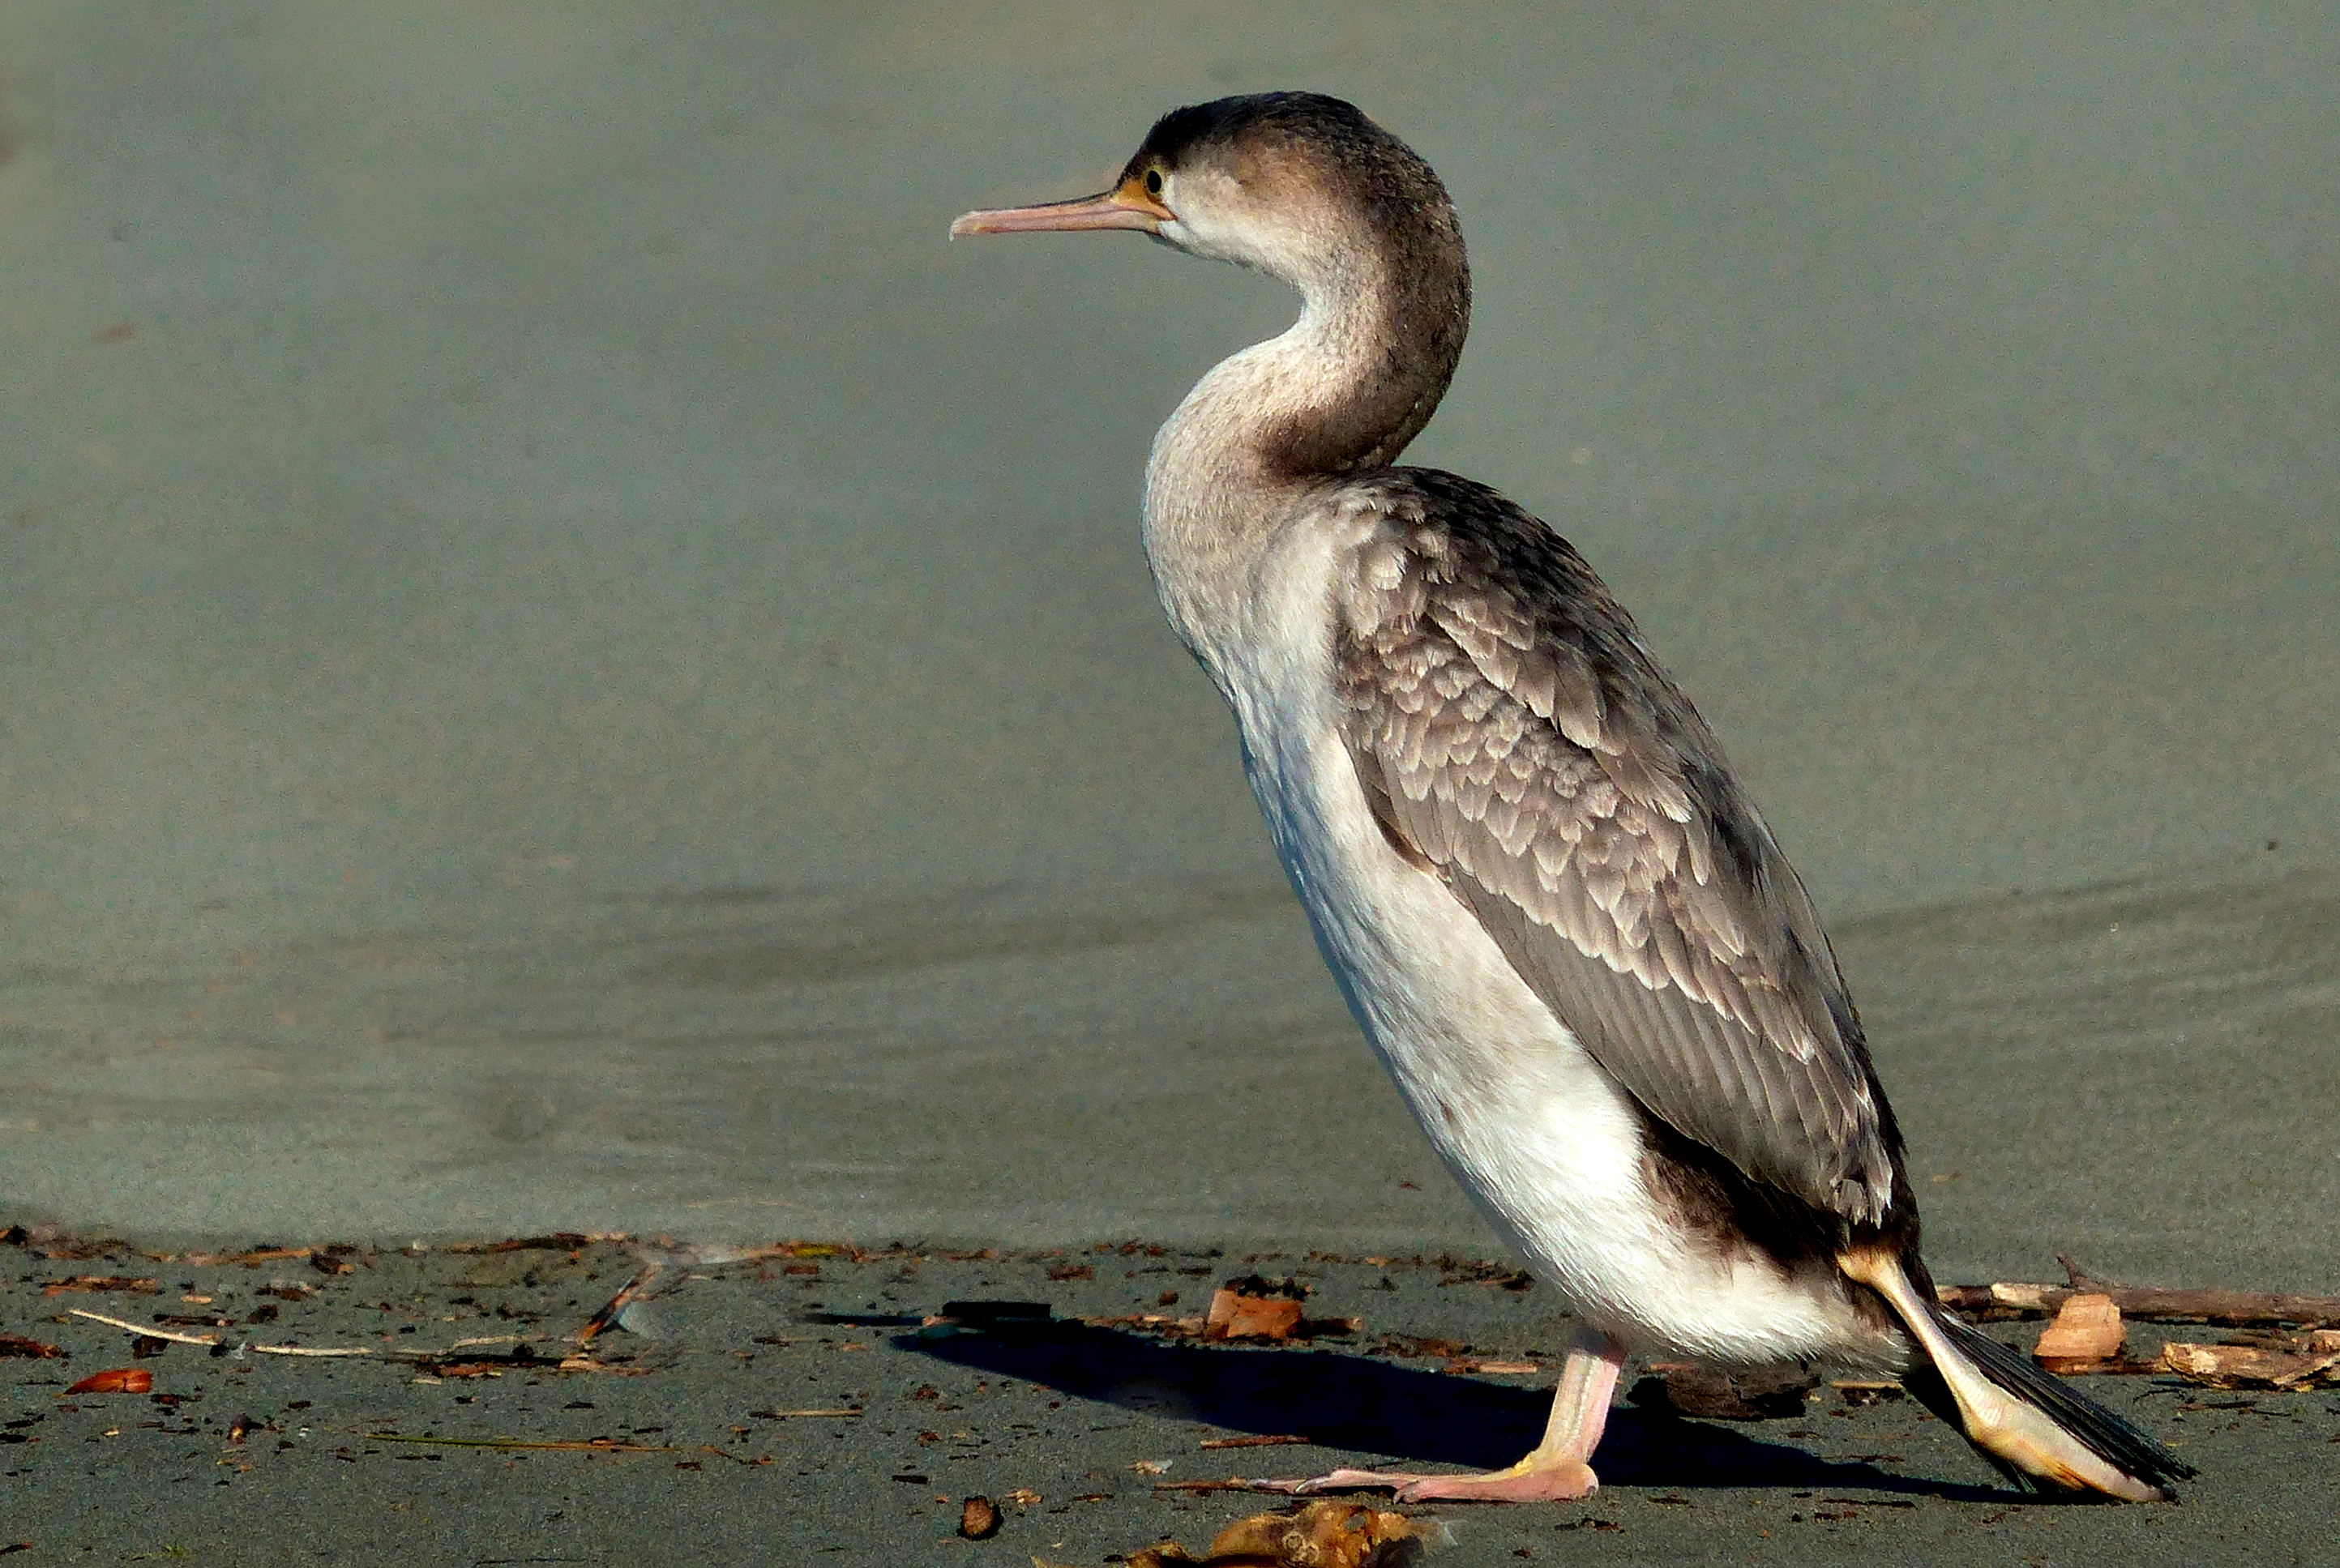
900 1318 2007 1502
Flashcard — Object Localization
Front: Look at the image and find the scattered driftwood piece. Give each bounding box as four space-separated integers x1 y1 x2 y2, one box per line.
1630 1364 1818 1421
2034 1293 2126 1373
176 1245 314 1267
1939 1266 2340 1328
2161 1340 2340 1390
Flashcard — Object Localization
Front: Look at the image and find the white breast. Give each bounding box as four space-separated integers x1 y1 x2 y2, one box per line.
1160 513 1893 1368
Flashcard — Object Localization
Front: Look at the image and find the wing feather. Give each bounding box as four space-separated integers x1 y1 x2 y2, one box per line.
1333 471 1903 1225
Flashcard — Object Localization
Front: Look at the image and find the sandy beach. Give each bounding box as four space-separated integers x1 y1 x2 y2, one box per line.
2 2 2337 1559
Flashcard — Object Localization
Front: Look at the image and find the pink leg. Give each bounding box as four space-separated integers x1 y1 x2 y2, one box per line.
1253 1326 1628 1503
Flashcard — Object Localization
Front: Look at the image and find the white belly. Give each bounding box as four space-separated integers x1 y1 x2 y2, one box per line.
1195 534 1892 1369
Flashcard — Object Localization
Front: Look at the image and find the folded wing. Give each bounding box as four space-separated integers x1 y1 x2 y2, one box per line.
1333 470 1902 1227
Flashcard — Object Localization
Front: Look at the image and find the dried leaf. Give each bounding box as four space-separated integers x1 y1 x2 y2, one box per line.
0 1335 62 1359
41 1276 159 1297
65 1368 152 1395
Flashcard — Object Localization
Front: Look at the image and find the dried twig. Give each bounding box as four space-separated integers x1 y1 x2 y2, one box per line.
73 1309 487 1362
574 1261 664 1347
69 1312 218 1348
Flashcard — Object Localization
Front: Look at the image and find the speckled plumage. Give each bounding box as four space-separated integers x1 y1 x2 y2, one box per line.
1331 467 1902 1230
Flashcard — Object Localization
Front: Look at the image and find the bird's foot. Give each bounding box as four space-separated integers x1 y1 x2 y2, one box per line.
1251 1459 1599 1503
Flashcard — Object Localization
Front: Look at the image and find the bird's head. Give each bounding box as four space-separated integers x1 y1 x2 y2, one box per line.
951 92 1454 293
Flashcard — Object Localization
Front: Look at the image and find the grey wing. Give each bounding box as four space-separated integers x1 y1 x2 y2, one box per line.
1336 481 1899 1226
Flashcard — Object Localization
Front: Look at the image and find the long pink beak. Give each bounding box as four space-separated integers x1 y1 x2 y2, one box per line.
951 182 1173 238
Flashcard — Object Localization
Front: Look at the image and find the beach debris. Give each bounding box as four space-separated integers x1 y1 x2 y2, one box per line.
1206 1288 1303 1342
1938 1257 2340 1327
41 1275 159 1297
1630 1363 1817 1420
1129 1458 1172 1475
575 1261 666 1347
957 1495 1001 1540
0 1335 62 1359
2032 1293 2126 1373
935 1300 1054 1332
1434 1258 1534 1290
2 1224 139 1261
1051 1501 1440 1568
65 1369 151 1395
1832 1380 1905 1407
2160 1331 2340 1390
178 1245 317 1267
66 1307 572 1369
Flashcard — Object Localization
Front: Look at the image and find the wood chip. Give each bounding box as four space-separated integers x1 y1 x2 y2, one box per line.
1204 1289 1303 1342
2034 1292 2125 1372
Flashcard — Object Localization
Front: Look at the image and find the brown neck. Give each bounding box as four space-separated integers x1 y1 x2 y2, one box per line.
1262 203 1471 478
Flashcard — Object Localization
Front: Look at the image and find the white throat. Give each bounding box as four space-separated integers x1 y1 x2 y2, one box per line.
1139 282 1384 684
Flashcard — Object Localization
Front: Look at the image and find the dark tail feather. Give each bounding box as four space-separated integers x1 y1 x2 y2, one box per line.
1923 1306 2196 1496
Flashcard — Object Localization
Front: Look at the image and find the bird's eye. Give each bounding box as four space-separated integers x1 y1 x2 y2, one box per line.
1143 168 1164 198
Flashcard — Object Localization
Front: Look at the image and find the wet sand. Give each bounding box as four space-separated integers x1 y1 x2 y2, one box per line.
5 1234 2336 1566
5 854 2338 1292
3 2 2338 1559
